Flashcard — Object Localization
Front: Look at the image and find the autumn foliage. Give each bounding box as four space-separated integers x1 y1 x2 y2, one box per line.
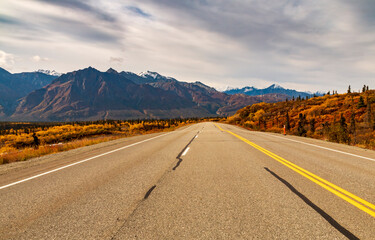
227 89 375 150
0 118 212 164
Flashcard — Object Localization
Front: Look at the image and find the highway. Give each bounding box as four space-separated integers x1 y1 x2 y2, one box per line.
0 122 374 239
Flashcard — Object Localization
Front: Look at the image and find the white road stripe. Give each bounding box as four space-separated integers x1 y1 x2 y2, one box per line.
182 147 190 156
255 132 375 162
0 131 176 190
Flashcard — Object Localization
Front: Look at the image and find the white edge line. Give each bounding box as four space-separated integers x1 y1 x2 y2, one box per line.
182 147 190 156
0 131 175 190
254 131 375 162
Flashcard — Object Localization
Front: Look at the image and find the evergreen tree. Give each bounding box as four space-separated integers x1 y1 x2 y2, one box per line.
285 112 290 131
347 85 351 94
338 114 349 143
362 85 367 93
310 118 316 133
357 96 366 109
297 113 307 136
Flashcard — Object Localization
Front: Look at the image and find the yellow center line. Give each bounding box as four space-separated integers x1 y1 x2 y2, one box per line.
215 124 375 218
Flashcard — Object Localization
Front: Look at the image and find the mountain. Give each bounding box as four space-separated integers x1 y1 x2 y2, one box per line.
0 67 57 115
119 70 177 85
131 73 287 116
224 84 321 98
9 67 288 121
36 69 62 77
12 67 209 121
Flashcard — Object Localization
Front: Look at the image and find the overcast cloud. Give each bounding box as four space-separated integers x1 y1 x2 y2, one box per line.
0 0 374 92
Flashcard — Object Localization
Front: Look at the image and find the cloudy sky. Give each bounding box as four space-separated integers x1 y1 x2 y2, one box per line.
0 0 374 92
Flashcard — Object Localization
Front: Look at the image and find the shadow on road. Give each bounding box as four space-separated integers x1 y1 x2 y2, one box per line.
264 167 358 240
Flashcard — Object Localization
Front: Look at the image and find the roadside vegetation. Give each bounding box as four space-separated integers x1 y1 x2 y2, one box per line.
0 118 221 164
227 86 375 150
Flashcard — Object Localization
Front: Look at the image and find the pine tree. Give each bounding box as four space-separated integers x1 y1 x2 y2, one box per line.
362 85 367 93
310 118 316 133
357 96 366 109
347 85 351 94
285 112 290 131
338 114 349 143
297 113 307 136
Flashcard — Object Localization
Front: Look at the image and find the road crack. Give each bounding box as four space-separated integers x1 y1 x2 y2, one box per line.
173 131 199 171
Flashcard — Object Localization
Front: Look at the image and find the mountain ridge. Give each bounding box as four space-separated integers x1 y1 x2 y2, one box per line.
224 84 322 98
1 66 316 121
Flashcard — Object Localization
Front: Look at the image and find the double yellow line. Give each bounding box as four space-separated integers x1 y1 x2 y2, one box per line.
215 124 375 218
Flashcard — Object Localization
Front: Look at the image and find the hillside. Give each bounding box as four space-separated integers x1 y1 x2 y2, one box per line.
228 90 375 149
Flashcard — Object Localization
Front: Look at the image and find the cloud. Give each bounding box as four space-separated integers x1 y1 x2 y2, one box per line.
0 50 15 69
0 0 374 92
126 6 151 18
32 55 49 62
110 57 124 63
34 0 116 22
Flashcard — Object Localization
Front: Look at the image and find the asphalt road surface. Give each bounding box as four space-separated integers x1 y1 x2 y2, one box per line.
0 122 374 239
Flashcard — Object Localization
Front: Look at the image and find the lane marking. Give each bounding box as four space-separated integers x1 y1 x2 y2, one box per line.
0 131 178 191
215 124 375 218
182 147 190 157
247 129 375 163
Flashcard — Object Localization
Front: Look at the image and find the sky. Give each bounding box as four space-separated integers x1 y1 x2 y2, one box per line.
0 0 374 92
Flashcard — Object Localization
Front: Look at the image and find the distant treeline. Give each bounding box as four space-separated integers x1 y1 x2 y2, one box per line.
0 118 223 136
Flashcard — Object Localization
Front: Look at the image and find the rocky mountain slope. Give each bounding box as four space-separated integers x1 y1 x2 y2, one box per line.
0 67 57 115
8 67 288 121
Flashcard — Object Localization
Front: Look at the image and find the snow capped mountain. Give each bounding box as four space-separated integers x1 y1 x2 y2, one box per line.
137 70 176 82
138 70 160 79
268 84 283 89
36 69 62 76
244 86 256 92
224 84 323 98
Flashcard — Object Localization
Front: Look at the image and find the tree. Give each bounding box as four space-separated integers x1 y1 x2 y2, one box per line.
362 85 367 93
32 133 40 148
297 113 307 136
357 96 366 109
285 112 290 131
310 118 316 133
338 113 349 144
347 85 351 94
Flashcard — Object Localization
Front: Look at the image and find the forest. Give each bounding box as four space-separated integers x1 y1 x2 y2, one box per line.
0 118 218 164
227 87 375 150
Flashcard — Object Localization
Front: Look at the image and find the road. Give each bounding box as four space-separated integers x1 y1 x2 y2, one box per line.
0 122 374 239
